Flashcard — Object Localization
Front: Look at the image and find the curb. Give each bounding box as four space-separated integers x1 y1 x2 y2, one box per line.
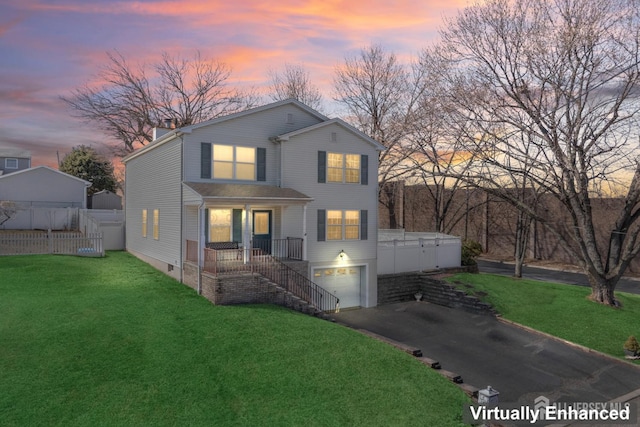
345 326 481 400
496 317 640 371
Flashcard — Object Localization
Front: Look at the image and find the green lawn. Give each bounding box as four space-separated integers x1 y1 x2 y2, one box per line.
0 252 469 426
447 272 640 362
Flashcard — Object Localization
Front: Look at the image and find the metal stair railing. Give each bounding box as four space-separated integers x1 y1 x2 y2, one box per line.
250 251 340 313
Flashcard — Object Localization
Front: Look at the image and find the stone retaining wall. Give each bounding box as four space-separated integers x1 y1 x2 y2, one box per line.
377 271 497 316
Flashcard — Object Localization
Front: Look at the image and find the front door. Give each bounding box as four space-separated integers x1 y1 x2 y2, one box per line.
252 210 272 254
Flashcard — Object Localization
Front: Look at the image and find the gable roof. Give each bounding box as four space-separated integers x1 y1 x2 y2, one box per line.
0 148 31 158
0 166 91 186
273 118 386 151
123 98 329 163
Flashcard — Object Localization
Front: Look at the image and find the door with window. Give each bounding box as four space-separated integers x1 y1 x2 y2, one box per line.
252 210 272 254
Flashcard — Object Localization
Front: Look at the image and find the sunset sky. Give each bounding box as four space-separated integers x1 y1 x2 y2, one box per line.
0 0 468 168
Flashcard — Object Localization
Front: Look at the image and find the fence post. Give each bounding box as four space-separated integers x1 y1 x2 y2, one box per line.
48 229 53 254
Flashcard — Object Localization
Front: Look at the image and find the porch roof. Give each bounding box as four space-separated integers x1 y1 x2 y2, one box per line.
183 182 314 205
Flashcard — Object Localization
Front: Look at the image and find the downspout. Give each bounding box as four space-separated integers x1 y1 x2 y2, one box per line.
179 132 184 283
197 200 205 294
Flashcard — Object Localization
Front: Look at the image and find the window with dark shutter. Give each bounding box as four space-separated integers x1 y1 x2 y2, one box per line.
317 209 326 241
318 151 326 183
201 143 211 179
360 210 368 240
257 147 266 181
361 154 368 185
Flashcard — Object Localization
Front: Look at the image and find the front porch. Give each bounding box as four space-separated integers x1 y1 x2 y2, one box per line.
184 239 339 313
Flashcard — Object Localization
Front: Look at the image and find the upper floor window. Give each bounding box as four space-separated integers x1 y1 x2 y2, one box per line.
327 153 360 183
5 158 18 169
201 143 266 182
213 144 256 180
318 151 368 185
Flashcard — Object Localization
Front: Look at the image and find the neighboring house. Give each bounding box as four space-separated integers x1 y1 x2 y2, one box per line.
0 166 91 229
123 99 384 309
0 149 31 176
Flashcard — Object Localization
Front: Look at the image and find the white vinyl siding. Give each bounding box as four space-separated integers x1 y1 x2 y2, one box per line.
125 138 182 266
182 103 324 184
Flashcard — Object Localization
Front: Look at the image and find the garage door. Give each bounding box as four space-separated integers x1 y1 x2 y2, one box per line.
313 267 362 308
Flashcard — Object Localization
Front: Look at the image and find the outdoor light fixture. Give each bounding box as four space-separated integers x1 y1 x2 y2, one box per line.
339 249 345 259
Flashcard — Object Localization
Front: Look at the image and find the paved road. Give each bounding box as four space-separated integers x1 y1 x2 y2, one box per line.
477 260 640 295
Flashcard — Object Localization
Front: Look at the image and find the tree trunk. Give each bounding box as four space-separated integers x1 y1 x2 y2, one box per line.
587 274 618 307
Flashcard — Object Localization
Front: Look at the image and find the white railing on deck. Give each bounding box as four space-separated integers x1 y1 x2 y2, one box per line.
377 235 461 274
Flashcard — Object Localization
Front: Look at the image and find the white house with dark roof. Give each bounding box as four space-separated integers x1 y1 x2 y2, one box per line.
123 99 384 310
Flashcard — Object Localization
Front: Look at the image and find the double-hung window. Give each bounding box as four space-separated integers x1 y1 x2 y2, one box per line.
327 153 360 183
318 151 368 185
201 143 266 181
213 144 256 180
320 210 366 241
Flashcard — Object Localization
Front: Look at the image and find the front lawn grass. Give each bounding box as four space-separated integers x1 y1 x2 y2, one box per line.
447 272 640 361
0 252 469 426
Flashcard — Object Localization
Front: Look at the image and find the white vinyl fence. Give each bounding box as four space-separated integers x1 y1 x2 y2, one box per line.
79 210 124 250
378 230 461 274
0 231 103 256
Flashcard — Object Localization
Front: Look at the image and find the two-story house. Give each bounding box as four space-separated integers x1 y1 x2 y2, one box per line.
123 99 384 309
0 149 31 175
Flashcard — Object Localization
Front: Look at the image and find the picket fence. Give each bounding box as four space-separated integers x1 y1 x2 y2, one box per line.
0 231 104 257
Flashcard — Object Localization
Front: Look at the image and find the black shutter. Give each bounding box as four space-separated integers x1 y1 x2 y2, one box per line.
201 143 211 179
318 151 326 183
360 210 368 240
257 147 266 181
361 154 368 185
232 209 243 243
317 209 326 241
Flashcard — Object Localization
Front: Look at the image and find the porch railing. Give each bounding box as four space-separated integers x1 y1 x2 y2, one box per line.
184 239 339 312
252 254 339 313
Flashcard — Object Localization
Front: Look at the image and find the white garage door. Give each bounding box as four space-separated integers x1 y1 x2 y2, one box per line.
313 266 362 308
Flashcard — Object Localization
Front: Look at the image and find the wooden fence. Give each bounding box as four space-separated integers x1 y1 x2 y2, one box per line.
0 231 104 257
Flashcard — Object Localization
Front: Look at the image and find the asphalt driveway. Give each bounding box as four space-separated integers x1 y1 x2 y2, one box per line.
333 301 640 410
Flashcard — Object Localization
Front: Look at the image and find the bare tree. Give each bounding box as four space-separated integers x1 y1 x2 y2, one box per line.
438 0 640 305
333 45 424 228
268 63 324 111
62 51 258 154
0 201 18 226
407 50 485 235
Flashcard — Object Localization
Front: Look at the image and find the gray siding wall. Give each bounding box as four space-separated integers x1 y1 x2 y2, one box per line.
183 104 323 185
0 167 86 207
281 123 380 264
125 139 182 268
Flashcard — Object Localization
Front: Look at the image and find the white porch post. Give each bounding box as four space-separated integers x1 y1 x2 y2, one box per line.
244 204 251 263
197 202 206 294
303 204 308 261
